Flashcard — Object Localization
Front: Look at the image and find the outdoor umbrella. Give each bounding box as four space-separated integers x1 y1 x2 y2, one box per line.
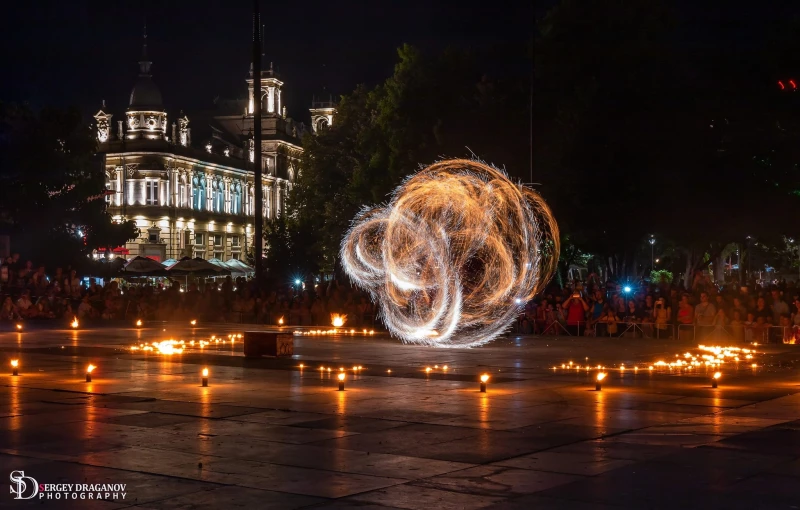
121 256 168 276
225 258 255 276
162 258 179 269
167 257 230 276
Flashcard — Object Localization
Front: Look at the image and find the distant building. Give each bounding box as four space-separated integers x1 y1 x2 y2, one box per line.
93 29 334 262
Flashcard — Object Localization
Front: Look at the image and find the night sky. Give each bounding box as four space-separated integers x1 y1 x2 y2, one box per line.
2 1 799 124
1 0 536 124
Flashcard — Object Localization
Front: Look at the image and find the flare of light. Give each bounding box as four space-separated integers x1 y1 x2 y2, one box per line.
331 314 346 328
340 159 559 348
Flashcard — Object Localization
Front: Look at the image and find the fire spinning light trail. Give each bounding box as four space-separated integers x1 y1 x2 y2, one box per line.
341 159 559 347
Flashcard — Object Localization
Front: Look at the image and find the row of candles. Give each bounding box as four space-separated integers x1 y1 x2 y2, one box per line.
6 356 732 392
6 359 491 391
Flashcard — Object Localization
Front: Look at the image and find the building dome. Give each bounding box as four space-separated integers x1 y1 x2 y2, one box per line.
129 75 162 109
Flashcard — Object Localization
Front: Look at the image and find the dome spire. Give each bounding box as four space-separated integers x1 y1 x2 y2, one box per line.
139 20 151 76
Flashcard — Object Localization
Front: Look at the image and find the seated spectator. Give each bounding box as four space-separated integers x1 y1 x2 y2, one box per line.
16 291 34 318
0 297 20 321
77 296 97 320
743 312 756 343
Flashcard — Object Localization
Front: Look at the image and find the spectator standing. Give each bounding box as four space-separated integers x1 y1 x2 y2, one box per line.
562 290 589 336
694 292 716 339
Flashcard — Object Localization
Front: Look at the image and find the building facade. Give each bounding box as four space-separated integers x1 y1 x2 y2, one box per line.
93 31 318 262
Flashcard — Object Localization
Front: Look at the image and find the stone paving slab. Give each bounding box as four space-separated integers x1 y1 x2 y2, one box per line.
0 325 798 508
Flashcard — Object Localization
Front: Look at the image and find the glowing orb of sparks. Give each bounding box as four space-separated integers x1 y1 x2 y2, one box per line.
340 159 559 347
331 314 347 328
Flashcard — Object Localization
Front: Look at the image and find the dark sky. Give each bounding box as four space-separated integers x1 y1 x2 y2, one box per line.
3 1 799 125
1 0 536 124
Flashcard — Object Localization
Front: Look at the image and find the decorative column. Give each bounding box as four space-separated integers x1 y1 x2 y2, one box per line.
267 86 275 113
223 177 231 214
205 174 213 211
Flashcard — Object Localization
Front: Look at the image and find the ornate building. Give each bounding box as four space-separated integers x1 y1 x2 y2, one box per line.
94 30 314 262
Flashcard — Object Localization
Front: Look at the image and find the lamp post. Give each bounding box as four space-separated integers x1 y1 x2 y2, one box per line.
648 235 655 272
746 236 752 284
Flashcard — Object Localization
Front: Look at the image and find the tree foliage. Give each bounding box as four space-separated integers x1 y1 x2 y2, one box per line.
279 43 533 278
0 103 138 268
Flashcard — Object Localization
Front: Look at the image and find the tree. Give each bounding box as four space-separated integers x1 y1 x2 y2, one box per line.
285 43 534 277
0 103 137 269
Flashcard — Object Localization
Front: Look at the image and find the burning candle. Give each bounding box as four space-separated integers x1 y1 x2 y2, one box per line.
11 359 19 376
86 364 96 382
338 372 345 391
202 368 209 387
596 372 606 391
480 374 489 392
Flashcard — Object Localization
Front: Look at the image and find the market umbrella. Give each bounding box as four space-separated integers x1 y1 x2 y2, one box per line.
162 258 179 269
121 256 168 275
167 257 230 276
225 258 255 276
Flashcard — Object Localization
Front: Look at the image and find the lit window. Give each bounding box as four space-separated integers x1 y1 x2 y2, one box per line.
146 181 159 205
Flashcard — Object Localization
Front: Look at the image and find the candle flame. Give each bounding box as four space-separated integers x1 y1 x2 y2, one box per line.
71 317 79 328
190 320 197 326
331 314 347 328
338 373 345 381
713 371 721 380
87 364 96 373
278 317 284 325
136 319 142 327
15 323 22 330
596 372 607 382
480 374 490 383
202 368 209 377
11 359 18 367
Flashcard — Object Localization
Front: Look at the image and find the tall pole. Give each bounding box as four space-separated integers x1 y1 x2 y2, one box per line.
252 0 263 288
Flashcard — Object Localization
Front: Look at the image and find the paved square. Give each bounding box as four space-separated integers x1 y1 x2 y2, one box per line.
1 324 799 508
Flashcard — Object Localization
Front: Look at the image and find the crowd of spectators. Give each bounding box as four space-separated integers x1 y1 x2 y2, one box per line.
0 253 377 327
516 271 800 344
4 252 800 344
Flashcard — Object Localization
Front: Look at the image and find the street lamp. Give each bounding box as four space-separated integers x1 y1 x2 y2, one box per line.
746 236 752 282
648 235 656 271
